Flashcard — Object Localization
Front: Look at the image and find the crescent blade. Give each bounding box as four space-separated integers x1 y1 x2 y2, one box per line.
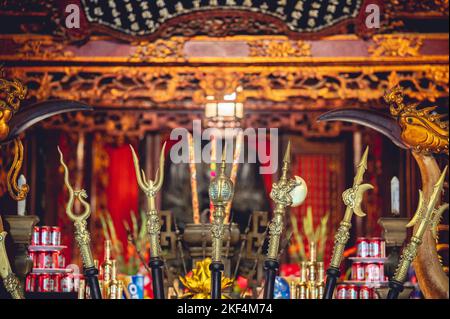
5 99 93 143
317 109 408 149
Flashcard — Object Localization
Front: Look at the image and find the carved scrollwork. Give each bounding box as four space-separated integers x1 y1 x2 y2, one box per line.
74 219 90 246
146 213 161 236
3 273 24 299
342 187 357 208
268 219 283 238
269 179 297 208
211 218 225 239
334 223 351 245
8 65 448 109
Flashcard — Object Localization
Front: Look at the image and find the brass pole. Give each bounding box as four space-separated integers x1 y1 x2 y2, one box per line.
208 147 234 299
323 146 373 299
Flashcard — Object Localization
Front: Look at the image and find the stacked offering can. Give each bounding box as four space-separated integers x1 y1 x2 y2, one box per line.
40 226 52 246
25 274 37 292
335 284 375 299
32 226 40 245
359 285 373 299
356 237 369 257
351 262 365 281
26 225 70 293
31 226 62 246
369 238 385 258
336 285 359 299
25 273 74 293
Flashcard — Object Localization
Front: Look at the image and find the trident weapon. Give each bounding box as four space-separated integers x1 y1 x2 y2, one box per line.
58 147 102 299
323 146 373 299
0 216 24 299
130 143 166 299
208 147 234 299
388 166 448 299
263 142 307 299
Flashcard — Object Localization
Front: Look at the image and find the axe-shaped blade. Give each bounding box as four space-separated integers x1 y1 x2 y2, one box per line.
406 190 426 228
317 109 408 150
353 183 375 217
3 99 93 144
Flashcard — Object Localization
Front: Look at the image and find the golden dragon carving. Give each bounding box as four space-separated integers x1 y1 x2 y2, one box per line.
385 86 449 155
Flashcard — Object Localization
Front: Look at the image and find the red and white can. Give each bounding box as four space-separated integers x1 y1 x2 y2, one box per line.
378 262 385 281
352 262 365 281
359 285 371 299
347 285 358 299
38 252 53 268
29 252 38 268
58 253 65 268
40 226 52 246
365 263 380 282
52 274 62 292
336 285 347 299
356 237 369 257
31 226 40 245
52 252 60 268
369 238 382 257
38 274 52 292
61 274 74 292
25 274 37 292
51 226 61 246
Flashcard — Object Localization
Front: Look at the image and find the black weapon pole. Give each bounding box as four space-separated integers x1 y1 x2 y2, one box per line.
210 262 224 299
263 259 279 299
150 257 165 299
84 266 102 299
386 280 403 299
323 267 340 299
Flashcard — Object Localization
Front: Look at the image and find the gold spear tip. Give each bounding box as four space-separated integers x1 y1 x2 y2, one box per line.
283 140 291 164
358 146 369 169
436 165 448 188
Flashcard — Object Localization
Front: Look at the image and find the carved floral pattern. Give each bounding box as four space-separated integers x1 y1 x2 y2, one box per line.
369 35 423 57
248 40 311 57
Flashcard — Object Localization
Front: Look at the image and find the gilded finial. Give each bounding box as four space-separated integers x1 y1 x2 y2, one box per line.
129 143 166 260
281 141 291 180
57 146 91 222
284 141 291 164
57 146 95 270
209 145 234 207
130 143 166 197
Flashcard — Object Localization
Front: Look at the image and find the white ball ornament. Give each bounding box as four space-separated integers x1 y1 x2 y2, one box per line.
290 176 307 207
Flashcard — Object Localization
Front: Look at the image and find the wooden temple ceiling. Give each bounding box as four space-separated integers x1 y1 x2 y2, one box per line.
0 0 448 137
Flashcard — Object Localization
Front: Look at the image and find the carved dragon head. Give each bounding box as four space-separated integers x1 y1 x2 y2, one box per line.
384 86 449 155
0 78 27 141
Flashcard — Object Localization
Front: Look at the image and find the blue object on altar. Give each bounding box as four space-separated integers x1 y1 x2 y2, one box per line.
274 276 290 299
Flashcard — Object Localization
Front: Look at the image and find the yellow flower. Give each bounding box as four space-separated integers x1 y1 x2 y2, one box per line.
179 258 233 299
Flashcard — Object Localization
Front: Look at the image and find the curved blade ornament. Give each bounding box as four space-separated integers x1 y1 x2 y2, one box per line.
4 100 93 144
317 109 408 149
